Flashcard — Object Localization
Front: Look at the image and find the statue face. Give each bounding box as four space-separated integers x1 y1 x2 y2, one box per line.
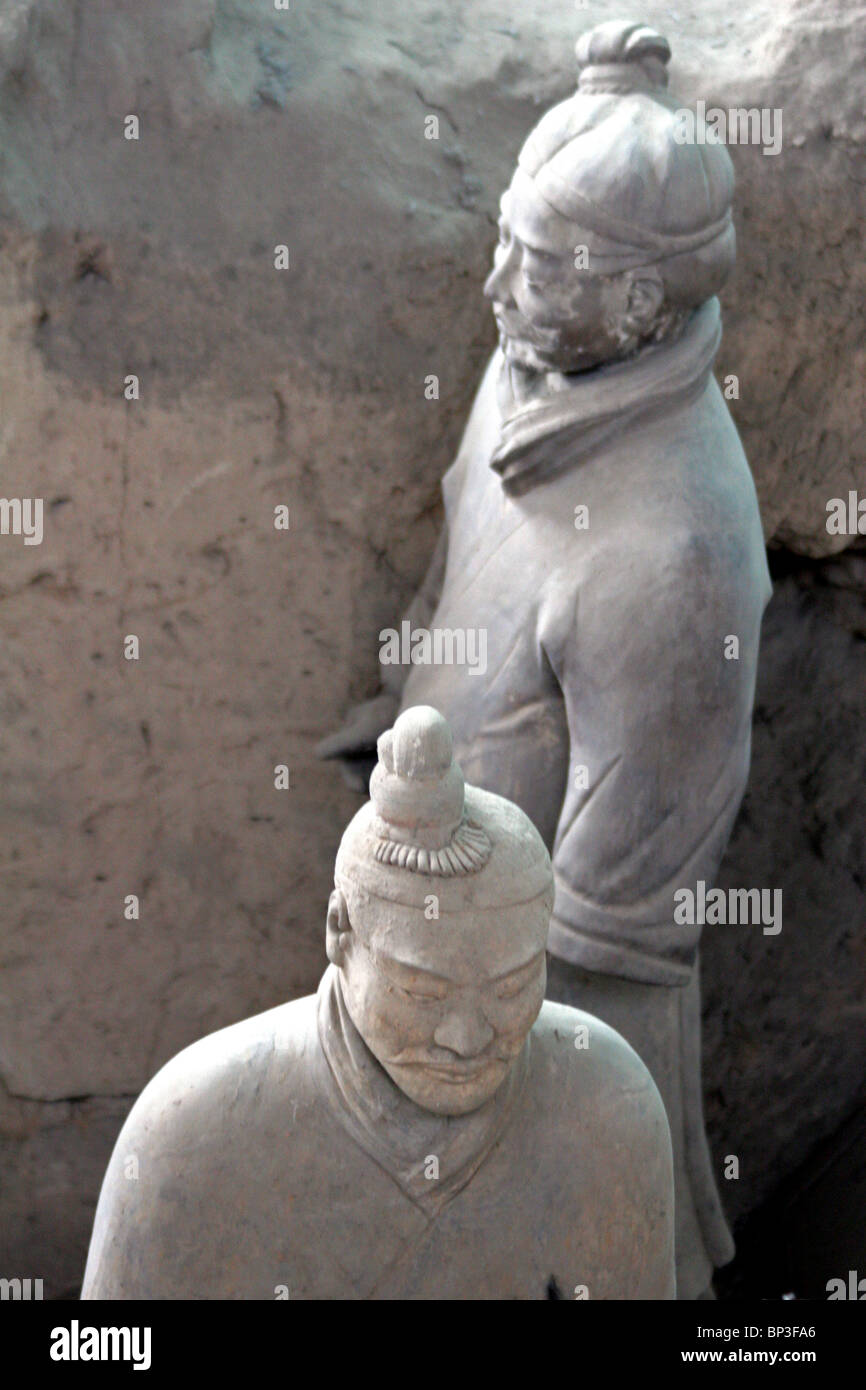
484 174 650 373
329 891 547 1117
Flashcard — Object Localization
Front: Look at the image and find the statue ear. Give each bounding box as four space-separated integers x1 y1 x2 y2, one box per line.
623 269 664 335
325 888 352 965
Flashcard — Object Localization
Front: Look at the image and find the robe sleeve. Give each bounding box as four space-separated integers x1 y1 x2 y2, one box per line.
539 527 769 985
383 352 502 702
381 524 449 699
81 1077 189 1299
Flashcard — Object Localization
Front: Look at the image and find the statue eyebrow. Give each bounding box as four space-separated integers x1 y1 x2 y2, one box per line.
497 219 560 264
375 949 543 987
378 953 451 985
522 243 558 263
490 949 545 982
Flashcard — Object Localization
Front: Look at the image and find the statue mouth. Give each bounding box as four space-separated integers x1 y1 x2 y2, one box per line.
412 1058 502 1083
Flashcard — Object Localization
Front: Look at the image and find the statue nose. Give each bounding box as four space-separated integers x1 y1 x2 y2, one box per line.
483 245 517 303
433 1009 495 1058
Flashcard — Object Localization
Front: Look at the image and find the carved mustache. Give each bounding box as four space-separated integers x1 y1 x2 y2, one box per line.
494 307 563 350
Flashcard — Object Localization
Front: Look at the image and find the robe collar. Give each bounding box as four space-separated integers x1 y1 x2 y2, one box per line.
490 297 722 496
315 965 529 1218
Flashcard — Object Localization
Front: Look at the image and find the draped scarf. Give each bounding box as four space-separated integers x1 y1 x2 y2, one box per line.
490 297 722 495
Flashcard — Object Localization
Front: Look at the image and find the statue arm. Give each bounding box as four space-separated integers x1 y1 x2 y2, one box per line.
81 1050 216 1300
603 1060 677 1299
541 1003 676 1299
315 522 450 761
540 533 765 984
380 523 449 698
316 349 498 767
81 1100 176 1299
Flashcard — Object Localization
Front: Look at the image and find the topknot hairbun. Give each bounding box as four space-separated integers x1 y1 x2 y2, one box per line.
575 19 671 95
369 706 492 874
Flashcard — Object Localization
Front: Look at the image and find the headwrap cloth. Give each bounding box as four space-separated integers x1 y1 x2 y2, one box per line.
513 20 736 293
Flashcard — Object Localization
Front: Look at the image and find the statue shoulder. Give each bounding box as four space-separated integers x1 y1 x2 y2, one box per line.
104 993 317 1165
584 500 768 625
532 999 671 1154
81 994 318 1298
530 1000 675 1298
142 993 314 1112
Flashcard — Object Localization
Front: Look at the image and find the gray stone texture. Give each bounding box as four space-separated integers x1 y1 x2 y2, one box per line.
0 0 863 1294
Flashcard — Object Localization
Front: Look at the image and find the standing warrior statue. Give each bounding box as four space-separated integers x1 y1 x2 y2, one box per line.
320 19 772 1298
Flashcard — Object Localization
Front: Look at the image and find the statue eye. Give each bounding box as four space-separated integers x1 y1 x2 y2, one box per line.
400 982 446 1003
494 975 527 1000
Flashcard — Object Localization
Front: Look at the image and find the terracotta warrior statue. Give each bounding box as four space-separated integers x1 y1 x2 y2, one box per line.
319 21 772 1298
82 707 674 1299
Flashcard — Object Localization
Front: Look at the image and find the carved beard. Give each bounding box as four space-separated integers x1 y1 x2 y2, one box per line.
497 317 569 374
498 308 667 377
495 302 625 375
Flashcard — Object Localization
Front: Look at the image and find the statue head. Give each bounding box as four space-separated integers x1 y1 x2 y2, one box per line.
327 706 554 1117
484 19 736 373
